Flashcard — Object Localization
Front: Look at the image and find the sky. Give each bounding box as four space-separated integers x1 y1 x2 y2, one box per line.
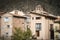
0 0 60 15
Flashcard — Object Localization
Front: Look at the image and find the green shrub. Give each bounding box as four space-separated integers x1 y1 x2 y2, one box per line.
12 28 32 40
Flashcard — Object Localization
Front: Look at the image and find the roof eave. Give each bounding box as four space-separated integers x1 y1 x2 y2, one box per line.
13 15 26 19
30 12 57 19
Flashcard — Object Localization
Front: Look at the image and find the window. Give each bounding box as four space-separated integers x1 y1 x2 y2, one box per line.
26 17 30 23
50 24 53 30
6 33 8 37
7 25 10 28
35 23 41 31
6 33 8 34
36 17 41 20
4 17 9 22
22 23 24 24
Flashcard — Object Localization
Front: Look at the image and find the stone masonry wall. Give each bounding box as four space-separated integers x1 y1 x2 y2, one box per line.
13 17 25 31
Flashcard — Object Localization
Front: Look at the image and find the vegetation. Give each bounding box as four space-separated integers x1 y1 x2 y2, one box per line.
0 0 60 15
12 27 32 40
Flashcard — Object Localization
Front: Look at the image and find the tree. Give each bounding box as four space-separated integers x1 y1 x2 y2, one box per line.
12 27 32 40
12 28 24 40
23 28 32 40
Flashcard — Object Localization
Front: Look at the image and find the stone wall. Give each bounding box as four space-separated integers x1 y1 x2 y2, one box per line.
13 17 25 31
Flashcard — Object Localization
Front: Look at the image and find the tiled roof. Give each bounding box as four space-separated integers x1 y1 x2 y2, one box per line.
0 12 26 18
10 13 26 18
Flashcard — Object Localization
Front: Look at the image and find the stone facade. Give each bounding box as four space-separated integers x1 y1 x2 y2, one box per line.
0 9 60 40
1 13 13 37
13 16 25 31
27 11 58 40
0 11 26 40
26 5 58 39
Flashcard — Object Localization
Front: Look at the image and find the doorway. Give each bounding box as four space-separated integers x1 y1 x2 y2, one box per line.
50 24 54 40
36 30 40 37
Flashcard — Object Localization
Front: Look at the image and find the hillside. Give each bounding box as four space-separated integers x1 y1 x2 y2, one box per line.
0 0 60 15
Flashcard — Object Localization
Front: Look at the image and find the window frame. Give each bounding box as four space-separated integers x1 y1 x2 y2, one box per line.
32 17 34 20
4 17 9 22
35 23 41 31
7 25 10 28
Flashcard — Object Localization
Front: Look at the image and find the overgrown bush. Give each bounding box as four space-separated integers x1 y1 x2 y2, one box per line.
23 28 32 40
12 28 32 40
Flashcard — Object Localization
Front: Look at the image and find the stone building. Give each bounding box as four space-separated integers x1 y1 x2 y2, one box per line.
0 5 60 40
0 10 26 40
25 5 60 40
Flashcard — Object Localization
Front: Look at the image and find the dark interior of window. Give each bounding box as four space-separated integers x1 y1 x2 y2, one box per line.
32 17 34 20
6 33 8 34
7 25 10 28
50 24 53 30
36 17 41 20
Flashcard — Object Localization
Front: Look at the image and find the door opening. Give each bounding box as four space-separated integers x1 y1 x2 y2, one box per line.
36 30 40 37
50 24 54 40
